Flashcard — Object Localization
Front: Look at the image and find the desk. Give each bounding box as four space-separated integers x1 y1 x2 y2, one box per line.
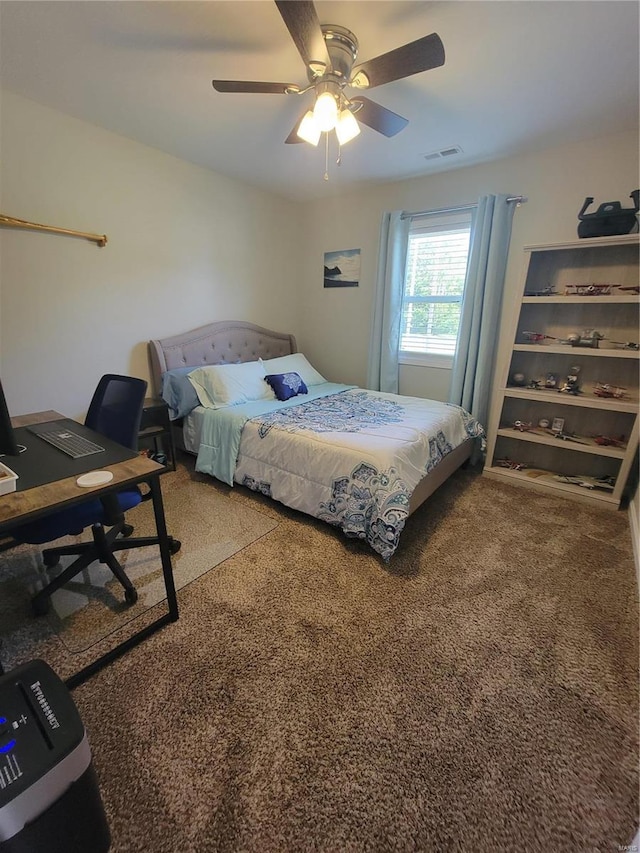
0 411 179 690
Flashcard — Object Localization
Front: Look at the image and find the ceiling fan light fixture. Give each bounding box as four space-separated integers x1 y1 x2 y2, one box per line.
335 108 360 145
297 110 321 145
213 2 445 175
313 89 339 131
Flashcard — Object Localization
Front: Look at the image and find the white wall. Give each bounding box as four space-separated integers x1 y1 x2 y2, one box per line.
1 91 637 434
296 130 639 414
296 131 639 541
1 93 638 555
0 91 302 419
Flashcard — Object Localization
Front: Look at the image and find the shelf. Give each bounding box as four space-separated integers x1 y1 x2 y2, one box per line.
485 235 638 508
522 295 639 304
524 234 640 252
496 428 627 459
483 465 619 507
503 387 638 412
513 344 638 358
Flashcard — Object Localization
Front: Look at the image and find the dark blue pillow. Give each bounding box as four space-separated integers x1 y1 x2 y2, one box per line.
265 372 308 402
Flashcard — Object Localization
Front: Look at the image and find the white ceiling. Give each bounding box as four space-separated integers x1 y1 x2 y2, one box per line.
1 1 638 202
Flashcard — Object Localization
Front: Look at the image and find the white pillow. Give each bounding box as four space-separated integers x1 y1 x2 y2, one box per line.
261 353 326 386
188 361 272 409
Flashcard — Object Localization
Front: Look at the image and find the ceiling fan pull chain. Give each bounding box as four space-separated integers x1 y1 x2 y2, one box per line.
324 133 329 181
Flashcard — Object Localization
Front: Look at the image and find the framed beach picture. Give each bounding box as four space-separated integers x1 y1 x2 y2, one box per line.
324 248 361 288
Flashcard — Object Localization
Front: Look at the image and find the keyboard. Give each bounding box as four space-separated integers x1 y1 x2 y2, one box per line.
28 423 105 459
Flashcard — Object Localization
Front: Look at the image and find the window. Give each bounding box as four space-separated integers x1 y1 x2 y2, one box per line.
400 210 472 368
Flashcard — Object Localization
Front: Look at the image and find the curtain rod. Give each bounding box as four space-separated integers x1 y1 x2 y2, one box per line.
401 196 527 220
0 213 108 247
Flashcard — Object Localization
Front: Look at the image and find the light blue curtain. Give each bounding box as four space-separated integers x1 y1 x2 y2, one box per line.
449 194 515 430
366 210 411 392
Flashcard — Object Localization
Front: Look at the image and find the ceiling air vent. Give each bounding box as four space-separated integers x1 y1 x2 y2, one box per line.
424 145 463 161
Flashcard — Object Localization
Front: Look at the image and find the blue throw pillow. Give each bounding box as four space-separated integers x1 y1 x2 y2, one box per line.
265 372 308 402
161 367 201 419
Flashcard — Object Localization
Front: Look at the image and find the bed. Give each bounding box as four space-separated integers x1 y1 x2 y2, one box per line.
149 321 483 560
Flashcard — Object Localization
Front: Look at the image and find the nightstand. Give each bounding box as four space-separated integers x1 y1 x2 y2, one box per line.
138 398 176 471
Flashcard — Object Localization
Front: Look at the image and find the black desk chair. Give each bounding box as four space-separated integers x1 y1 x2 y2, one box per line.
11 374 180 616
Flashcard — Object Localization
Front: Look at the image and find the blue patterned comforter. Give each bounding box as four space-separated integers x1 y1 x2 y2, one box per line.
194 385 483 560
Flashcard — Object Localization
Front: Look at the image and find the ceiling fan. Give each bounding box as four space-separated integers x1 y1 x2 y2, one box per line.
212 0 445 148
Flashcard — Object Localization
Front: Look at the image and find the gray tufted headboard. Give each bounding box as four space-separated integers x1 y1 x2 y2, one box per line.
148 320 298 395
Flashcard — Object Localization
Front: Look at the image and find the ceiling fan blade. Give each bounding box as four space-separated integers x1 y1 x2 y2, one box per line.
212 80 298 94
350 97 409 137
275 0 331 72
350 33 445 90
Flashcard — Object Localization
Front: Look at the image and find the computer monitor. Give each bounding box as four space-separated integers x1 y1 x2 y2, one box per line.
0 378 20 456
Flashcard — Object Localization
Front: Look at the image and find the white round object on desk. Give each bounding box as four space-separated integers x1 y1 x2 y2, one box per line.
76 470 114 488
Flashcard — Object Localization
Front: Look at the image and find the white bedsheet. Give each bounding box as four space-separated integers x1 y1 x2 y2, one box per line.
183 386 483 559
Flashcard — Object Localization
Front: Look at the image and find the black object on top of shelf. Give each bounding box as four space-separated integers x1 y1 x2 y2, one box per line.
577 190 639 238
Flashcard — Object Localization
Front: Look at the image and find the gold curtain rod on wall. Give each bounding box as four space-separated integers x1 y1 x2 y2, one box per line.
0 214 108 247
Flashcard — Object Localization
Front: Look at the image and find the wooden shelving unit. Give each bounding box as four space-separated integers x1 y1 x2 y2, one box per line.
484 234 639 508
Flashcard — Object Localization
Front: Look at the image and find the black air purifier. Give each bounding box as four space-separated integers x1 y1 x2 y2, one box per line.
0 659 110 853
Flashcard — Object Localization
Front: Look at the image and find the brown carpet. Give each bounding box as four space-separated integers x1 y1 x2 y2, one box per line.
11 456 640 850
0 464 277 657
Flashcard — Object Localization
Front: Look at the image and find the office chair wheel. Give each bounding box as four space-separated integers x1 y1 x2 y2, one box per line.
32 595 51 617
124 587 138 606
170 539 181 555
121 523 135 538
43 554 60 568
